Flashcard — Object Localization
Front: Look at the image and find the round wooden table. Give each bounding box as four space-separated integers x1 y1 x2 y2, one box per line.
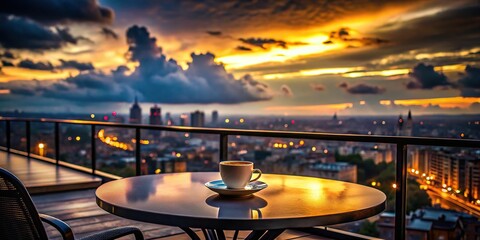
96 172 386 240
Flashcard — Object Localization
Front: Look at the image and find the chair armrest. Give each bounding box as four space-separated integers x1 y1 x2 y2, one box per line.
39 213 74 240
79 226 144 240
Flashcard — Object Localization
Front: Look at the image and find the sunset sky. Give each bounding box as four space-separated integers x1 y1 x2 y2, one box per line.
0 0 479 116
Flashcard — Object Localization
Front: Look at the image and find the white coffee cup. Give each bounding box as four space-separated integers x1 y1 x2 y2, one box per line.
220 161 262 189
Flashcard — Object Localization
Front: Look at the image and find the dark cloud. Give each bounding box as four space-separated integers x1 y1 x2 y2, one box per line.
0 0 114 24
280 84 293 97
1 60 14 67
235 46 252 51
103 0 417 36
310 83 325 91
101 27 118 39
18 59 54 71
458 65 480 89
4 25 273 104
324 27 389 46
338 82 348 88
59 59 95 71
126 25 163 62
407 63 451 89
339 82 385 94
206 31 222 36
239 38 288 49
0 15 84 50
458 65 480 97
0 51 15 59
112 65 130 75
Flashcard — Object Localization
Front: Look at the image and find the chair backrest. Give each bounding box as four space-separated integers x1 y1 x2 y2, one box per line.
0 167 48 240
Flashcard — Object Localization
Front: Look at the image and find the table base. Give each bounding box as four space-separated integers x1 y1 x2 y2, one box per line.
180 227 285 240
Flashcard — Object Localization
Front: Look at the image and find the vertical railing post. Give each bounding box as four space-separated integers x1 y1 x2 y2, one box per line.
55 122 60 165
26 121 31 157
6 120 10 152
91 125 96 175
395 143 407 240
135 127 141 176
219 134 228 162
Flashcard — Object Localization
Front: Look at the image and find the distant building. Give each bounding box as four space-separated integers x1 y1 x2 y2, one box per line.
396 115 404 136
211 110 219 125
377 207 480 240
180 113 188 126
149 104 162 125
129 96 142 124
410 148 431 174
466 158 480 201
190 110 205 127
425 149 480 201
405 110 413 136
332 112 338 121
396 111 413 136
165 112 173 125
305 162 357 183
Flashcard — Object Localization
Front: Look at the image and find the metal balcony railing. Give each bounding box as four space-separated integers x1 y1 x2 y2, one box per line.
0 117 479 240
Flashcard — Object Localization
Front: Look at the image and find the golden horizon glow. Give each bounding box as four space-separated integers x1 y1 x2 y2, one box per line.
265 103 354 115
394 97 480 109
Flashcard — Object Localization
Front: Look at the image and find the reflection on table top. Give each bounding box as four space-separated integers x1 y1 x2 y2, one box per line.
96 172 386 230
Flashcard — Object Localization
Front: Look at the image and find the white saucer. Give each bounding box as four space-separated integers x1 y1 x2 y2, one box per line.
205 180 268 197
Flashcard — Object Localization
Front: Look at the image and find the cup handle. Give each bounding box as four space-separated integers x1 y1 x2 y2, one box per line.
250 169 262 182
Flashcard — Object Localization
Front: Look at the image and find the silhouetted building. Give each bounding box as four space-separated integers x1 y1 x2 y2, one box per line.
396 115 404 136
211 110 219 125
378 207 480 240
405 110 413 136
180 113 188 126
190 110 205 127
396 111 413 136
465 158 480 201
129 97 142 124
165 112 173 125
149 104 162 125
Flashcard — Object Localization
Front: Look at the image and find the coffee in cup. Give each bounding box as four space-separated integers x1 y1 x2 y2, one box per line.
220 161 262 189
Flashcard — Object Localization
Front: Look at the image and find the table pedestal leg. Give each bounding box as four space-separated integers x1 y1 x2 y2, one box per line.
180 228 285 240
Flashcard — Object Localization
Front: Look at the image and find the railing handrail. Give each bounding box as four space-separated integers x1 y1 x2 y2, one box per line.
1 116 479 240
1 117 479 147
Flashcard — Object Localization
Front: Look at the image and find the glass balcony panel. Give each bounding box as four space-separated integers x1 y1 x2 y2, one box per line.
95 126 136 177
140 129 219 175
59 123 91 169
0 121 5 147
10 121 26 152
30 122 55 159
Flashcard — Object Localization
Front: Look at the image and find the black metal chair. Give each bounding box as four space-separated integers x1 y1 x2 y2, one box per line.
0 167 144 240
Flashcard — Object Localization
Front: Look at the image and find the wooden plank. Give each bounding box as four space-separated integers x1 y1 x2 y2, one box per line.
0 151 102 194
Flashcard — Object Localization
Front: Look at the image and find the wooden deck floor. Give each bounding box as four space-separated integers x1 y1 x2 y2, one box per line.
33 189 328 240
1 151 330 239
0 151 101 194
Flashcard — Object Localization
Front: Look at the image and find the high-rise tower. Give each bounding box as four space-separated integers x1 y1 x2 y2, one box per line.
404 110 413 136
129 96 142 124
211 110 219 125
149 104 162 125
190 110 205 127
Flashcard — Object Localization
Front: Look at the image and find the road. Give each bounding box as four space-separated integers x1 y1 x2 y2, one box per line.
426 188 480 218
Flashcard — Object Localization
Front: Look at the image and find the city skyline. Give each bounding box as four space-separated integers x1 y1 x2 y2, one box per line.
0 0 480 116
